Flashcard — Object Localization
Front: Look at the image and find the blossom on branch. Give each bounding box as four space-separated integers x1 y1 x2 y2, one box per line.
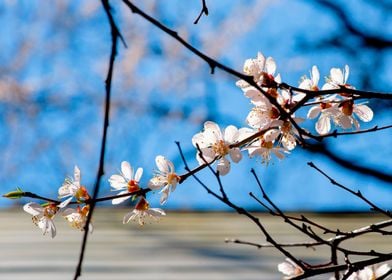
335 100 374 130
307 95 341 135
299 65 320 92
192 121 243 175
278 258 304 279
63 205 93 232
148 155 180 204
322 65 352 90
23 202 58 238
243 128 287 164
109 161 143 205
123 197 165 226
58 166 90 208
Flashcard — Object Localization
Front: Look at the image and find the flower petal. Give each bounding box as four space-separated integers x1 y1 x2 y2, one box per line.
23 202 43 216
229 148 242 163
134 167 143 182
307 106 321 119
224 125 239 143
353 104 373 122
58 196 73 209
121 161 133 180
265 57 276 75
316 115 331 135
217 157 230 176
156 155 169 174
112 190 131 205
311 65 319 86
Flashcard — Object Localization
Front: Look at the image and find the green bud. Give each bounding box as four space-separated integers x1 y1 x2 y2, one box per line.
2 187 24 199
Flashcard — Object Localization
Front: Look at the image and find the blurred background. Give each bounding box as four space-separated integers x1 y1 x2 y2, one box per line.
1 0 391 211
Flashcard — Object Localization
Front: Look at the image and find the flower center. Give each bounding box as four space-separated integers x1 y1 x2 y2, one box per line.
212 140 229 156
44 203 58 219
281 121 291 134
127 180 140 193
261 140 274 149
135 197 149 211
75 186 90 201
341 100 353 116
320 102 332 110
167 173 180 185
269 106 280 119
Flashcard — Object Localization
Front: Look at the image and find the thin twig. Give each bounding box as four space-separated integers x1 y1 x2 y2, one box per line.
308 162 392 218
194 0 209 24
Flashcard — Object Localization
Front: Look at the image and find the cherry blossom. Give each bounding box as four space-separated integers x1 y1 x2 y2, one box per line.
63 205 93 232
192 121 242 175
244 129 287 164
299 65 320 91
123 197 165 226
148 155 181 204
335 100 374 130
322 65 352 90
58 166 90 208
237 52 282 105
23 202 58 238
307 96 342 135
278 258 304 279
109 161 143 205
276 119 303 151
246 103 280 130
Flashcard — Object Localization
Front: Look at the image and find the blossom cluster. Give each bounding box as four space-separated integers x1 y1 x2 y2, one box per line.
21 155 180 238
3 51 380 279
10 51 376 236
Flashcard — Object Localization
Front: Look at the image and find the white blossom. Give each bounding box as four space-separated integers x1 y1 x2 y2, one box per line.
109 161 143 205
23 202 58 238
123 197 165 226
322 65 352 90
192 121 243 176
58 166 90 208
278 258 304 279
245 129 287 164
148 155 180 204
63 205 93 232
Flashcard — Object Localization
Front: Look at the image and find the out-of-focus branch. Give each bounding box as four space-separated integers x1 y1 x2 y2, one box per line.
308 162 391 217
312 0 392 49
304 143 392 183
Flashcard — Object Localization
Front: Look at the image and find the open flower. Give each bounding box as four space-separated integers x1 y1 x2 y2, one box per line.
123 197 165 226
23 202 58 238
277 119 303 151
58 166 90 208
63 205 93 232
307 95 342 135
246 103 280 130
109 161 143 205
148 155 181 204
278 258 304 279
192 121 242 176
299 65 320 91
322 65 354 91
245 129 287 164
335 100 374 130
